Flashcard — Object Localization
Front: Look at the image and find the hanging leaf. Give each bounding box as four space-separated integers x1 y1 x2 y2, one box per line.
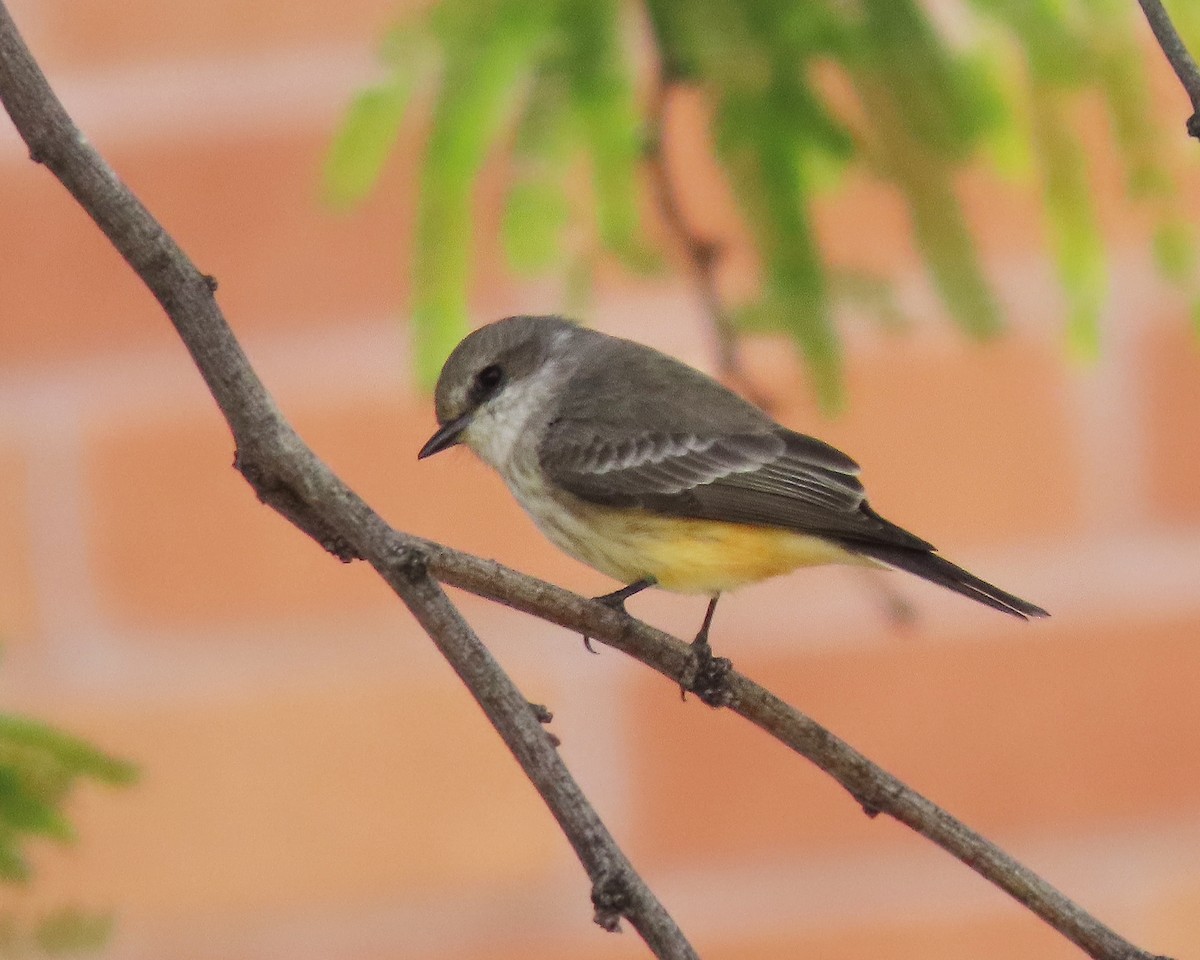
332 0 1197 403
852 68 1003 338
1029 85 1106 358
859 0 1003 159
559 0 652 266
324 24 434 209
716 81 841 410
1154 220 1196 283
502 67 577 274
324 79 415 210
411 1 556 384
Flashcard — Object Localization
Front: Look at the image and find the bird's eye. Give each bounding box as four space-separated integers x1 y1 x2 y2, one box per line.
472 363 504 399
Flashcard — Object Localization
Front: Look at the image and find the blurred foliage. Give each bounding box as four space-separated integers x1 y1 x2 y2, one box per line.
0 704 133 956
326 0 1198 408
0 714 135 884
0 908 113 958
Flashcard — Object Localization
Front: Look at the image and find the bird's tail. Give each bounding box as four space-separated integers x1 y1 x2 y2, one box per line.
849 543 1049 620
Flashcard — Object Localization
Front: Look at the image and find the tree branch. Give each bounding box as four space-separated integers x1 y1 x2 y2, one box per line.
1137 0 1200 139
0 5 1172 960
0 7 694 957
369 546 698 957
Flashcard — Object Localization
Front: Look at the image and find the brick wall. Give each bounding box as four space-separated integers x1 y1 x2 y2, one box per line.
1 2 1198 959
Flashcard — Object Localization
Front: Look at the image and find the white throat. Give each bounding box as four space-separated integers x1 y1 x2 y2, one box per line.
462 358 563 474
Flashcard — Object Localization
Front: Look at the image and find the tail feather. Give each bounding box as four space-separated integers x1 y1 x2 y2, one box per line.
849 543 1048 620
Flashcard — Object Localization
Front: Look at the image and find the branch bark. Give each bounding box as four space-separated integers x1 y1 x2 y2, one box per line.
1137 0 1200 139
0 8 694 958
0 5 1173 960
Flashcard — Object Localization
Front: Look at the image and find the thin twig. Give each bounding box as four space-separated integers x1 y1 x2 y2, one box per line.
0 7 694 957
1137 0 1200 138
644 74 770 407
0 6 1173 960
366 544 698 958
415 541 1170 960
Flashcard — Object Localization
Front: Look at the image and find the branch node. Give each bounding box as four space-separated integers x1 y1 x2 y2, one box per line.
528 701 560 746
591 870 631 933
27 143 44 165
392 546 430 585
680 652 734 708
234 447 360 563
1187 112 1200 140
202 273 219 293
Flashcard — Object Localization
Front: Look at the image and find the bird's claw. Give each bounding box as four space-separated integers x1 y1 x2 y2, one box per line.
680 635 733 707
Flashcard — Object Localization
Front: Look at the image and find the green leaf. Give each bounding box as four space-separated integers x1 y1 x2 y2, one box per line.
859 0 1003 159
969 0 1091 85
0 716 136 787
1162 0 1200 60
908 176 1005 338
503 180 571 272
324 22 434 210
1088 0 1172 200
323 79 414 210
0 833 30 883
852 69 1003 338
1154 220 1196 283
0 771 73 842
502 67 575 274
558 0 652 266
411 1 556 383
35 908 114 954
1030 87 1106 358
715 84 841 410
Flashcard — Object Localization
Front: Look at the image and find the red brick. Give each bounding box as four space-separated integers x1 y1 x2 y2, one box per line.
18 0 413 70
0 126 418 371
19 668 562 918
0 446 40 645
81 390 609 636
759 334 1083 549
1151 878 1200 960
1139 321 1200 525
625 612 1200 867
711 913 1087 960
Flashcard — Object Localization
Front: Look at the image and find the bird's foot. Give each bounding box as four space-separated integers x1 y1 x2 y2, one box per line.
582 578 656 653
679 596 733 706
680 634 733 707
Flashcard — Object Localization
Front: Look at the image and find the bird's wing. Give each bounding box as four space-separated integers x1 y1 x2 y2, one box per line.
539 420 932 551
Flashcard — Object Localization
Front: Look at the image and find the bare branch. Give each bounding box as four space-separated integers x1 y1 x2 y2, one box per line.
417 541 1172 960
0 5 1172 960
0 6 693 956
1137 0 1200 139
372 548 699 957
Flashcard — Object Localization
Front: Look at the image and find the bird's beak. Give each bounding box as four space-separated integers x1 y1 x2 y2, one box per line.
418 412 472 459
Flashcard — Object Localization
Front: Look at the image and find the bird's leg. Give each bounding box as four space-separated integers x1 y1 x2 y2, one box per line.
681 594 733 706
594 577 656 613
583 577 656 653
691 594 720 661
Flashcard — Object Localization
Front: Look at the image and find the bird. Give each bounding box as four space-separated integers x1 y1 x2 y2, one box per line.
418 315 1047 668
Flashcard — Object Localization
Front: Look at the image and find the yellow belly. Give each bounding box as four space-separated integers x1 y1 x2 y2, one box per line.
634 517 872 592
527 496 875 594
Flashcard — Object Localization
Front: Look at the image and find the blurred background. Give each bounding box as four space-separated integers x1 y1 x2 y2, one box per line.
1 0 1199 958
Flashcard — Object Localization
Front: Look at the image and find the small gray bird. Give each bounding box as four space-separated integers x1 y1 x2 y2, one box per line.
419 315 1047 654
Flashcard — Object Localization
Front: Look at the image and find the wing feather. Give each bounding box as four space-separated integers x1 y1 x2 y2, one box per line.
539 421 930 550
